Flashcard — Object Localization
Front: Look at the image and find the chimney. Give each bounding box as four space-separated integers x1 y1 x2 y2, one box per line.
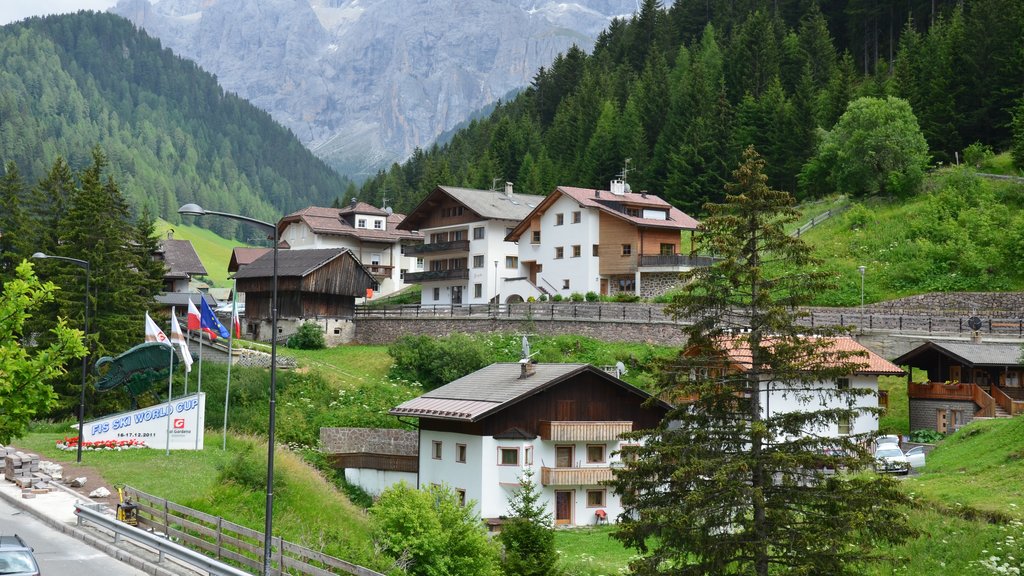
350 197 357 207
166 229 174 240
610 179 626 195
505 182 514 197
519 359 536 379
594 189 600 198
971 330 982 344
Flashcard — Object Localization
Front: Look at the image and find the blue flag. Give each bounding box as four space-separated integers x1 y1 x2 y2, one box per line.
200 297 230 340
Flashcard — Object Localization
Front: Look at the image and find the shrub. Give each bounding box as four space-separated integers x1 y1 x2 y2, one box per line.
552 294 564 302
963 141 994 168
585 291 599 302
910 429 944 444
527 296 536 302
218 443 286 494
612 292 640 302
387 333 489 390
287 322 325 349
569 292 584 302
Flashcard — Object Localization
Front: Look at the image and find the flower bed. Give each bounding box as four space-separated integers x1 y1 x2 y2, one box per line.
56 437 148 451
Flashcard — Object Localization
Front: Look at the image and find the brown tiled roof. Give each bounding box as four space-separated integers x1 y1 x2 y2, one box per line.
229 247 271 273
390 363 667 422
157 239 207 279
278 205 422 243
506 185 699 241
714 336 904 376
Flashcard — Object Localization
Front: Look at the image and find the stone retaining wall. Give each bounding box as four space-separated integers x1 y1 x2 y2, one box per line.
352 317 689 346
908 398 977 433
320 427 418 455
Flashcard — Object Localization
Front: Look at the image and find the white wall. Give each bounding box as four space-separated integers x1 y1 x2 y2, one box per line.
418 219 528 305
761 374 880 437
344 469 417 496
519 195 600 298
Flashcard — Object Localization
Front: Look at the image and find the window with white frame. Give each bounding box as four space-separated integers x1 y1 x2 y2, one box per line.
506 256 518 269
374 220 383 229
473 255 484 268
474 284 482 298
432 440 442 460
587 444 606 463
357 219 366 228
524 445 533 465
572 211 581 223
587 489 606 507
555 247 564 259
473 227 485 239
572 245 581 258
555 213 564 225
456 443 467 463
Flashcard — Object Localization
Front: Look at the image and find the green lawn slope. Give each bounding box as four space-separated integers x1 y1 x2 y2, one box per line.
154 218 248 289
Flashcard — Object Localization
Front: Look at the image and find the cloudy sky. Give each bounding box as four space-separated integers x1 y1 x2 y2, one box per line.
0 0 119 26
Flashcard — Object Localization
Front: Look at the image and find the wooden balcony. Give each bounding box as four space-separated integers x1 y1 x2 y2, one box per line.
363 264 393 279
907 382 995 417
539 421 632 442
403 268 470 283
638 254 717 269
541 466 613 486
404 240 470 256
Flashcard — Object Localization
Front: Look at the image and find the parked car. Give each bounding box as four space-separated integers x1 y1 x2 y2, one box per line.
873 445 911 475
874 434 901 449
0 534 41 576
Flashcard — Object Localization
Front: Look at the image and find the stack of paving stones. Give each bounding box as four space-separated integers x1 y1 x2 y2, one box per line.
1 446 55 498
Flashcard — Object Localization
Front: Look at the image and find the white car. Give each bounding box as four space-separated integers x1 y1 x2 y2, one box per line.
874 445 927 474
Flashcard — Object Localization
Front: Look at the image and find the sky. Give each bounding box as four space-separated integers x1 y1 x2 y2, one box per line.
0 0 119 26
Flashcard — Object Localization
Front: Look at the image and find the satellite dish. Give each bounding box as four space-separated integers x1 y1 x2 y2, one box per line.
385 206 393 216
967 316 982 331
521 335 531 360
615 361 627 377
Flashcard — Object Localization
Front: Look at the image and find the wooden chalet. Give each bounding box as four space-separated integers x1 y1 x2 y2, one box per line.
232 248 377 321
894 340 1024 433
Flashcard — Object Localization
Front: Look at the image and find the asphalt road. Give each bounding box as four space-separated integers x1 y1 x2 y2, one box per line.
0 498 148 576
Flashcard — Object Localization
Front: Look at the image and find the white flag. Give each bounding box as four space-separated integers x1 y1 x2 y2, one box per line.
144 312 169 343
170 307 194 373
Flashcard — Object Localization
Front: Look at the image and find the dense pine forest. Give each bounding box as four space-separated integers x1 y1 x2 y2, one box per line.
0 12 352 239
356 0 1024 215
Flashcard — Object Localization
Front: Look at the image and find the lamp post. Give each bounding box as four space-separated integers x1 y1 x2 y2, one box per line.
178 204 278 576
858 265 866 331
493 260 499 304
32 252 90 464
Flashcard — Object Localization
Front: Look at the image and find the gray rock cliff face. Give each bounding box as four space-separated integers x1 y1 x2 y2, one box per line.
112 0 639 178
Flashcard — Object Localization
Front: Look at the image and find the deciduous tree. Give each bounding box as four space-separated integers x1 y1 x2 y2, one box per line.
0 261 86 443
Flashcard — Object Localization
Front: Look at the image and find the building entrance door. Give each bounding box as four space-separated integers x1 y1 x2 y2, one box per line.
451 286 463 304
555 490 573 525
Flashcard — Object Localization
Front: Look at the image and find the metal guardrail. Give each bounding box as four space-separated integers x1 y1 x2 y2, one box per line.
75 503 251 576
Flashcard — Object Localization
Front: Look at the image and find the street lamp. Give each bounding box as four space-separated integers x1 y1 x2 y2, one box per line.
178 203 279 576
32 252 91 464
858 265 866 331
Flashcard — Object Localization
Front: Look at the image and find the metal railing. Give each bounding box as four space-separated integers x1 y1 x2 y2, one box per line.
75 503 251 576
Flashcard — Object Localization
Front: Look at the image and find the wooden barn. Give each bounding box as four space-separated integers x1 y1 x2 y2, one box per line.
233 248 377 321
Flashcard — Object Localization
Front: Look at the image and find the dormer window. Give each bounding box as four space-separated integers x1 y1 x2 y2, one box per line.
625 207 641 217
357 219 367 228
374 220 383 229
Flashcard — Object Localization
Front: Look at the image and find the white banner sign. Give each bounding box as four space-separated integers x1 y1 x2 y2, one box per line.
83 393 206 450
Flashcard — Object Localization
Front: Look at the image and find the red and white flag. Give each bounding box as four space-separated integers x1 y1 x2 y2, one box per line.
231 301 241 339
187 299 201 331
144 312 169 343
169 307 193 373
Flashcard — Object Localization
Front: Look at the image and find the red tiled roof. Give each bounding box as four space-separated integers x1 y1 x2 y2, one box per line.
278 205 422 242
714 336 904 376
556 186 700 230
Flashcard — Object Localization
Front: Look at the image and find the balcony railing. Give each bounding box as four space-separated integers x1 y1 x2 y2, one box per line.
364 264 393 279
541 466 613 486
539 421 632 442
404 240 470 255
907 382 995 417
403 268 470 283
639 254 717 268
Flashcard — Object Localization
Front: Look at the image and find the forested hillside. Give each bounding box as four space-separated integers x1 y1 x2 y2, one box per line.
356 0 1024 215
0 12 352 238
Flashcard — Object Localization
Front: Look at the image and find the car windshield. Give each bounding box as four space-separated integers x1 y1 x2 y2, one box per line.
0 550 37 574
875 448 903 458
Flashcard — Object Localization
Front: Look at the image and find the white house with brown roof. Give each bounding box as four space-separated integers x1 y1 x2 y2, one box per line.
505 180 704 299
702 336 905 437
388 362 669 528
397 183 546 305
276 200 423 298
155 232 207 293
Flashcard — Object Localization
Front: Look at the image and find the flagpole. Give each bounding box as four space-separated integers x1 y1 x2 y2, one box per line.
222 281 237 450
196 321 203 451
167 308 175 456
184 324 191 396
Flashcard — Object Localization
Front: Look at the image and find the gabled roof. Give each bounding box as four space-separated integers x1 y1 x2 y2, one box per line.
154 291 218 307
156 239 207 279
398 186 547 230
506 185 699 241
277 205 422 243
893 340 1024 368
711 336 905 376
390 363 668 422
229 247 271 273
233 248 372 280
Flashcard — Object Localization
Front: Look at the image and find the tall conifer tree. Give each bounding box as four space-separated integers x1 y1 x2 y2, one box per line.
611 147 912 576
